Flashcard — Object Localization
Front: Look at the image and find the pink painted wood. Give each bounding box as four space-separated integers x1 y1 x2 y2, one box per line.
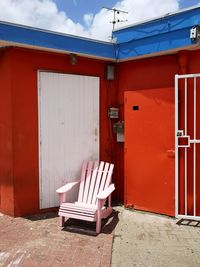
56 161 115 233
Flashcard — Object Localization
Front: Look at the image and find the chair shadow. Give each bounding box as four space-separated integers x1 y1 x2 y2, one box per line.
23 211 58 221
61 209 119 236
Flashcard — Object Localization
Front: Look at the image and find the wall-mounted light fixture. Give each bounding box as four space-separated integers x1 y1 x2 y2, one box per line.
190 25 200 41
70 53 77 65
106 65 115 80
113 121 124 142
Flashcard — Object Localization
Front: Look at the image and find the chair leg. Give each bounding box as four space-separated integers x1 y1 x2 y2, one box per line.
96 214 101 234
59 216 65 227
96 200 103 234
108 195 111 207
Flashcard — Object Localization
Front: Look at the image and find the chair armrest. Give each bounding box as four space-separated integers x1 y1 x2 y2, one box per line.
56 180 80 194
97 184 115 200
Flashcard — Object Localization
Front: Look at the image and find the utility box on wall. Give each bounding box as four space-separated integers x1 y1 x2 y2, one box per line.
124 88 175 216
113 121 124 142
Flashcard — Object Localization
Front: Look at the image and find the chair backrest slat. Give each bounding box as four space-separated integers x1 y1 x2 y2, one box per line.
82 161 93 203
77 161 88 203
87 161 99 204
95 163 114 205
97 163 109 195
104 164 114 189
91 161 105 205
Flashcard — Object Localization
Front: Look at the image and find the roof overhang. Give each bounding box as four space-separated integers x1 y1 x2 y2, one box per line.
113 4 200 61
117 43 200 62
0 21 116 61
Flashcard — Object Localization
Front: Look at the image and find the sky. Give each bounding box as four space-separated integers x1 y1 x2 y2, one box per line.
0 0 199 41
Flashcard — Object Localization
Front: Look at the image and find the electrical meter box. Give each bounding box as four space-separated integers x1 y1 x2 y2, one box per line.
108 107 119 119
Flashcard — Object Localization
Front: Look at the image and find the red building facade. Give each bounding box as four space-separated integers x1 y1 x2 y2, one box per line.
0 6 200 218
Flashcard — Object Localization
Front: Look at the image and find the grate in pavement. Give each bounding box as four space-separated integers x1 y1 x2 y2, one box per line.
176 218 200 227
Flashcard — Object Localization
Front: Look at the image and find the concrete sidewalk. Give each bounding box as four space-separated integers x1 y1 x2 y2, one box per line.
0 211 117 267
111 207 200 267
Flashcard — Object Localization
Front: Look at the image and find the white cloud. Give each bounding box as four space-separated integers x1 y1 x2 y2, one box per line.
0 0 88 37
89 0 180 40
0 0 180 41
83 13 94 28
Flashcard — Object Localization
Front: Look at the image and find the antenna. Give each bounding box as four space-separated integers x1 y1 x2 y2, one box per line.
103 6 128 32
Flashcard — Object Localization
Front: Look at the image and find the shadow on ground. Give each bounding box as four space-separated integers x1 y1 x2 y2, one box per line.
61 210 119 236
24 211 58 221
23 207 119 236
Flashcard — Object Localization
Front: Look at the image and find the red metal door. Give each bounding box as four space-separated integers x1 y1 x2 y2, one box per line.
124 88 175 216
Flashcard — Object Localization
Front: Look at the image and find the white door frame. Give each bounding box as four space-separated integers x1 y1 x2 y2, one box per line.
175 73 200 220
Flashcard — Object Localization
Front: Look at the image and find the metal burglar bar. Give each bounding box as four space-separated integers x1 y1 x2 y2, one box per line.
175 74 200 220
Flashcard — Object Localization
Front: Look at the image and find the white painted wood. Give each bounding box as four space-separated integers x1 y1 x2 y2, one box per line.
38 72 99 209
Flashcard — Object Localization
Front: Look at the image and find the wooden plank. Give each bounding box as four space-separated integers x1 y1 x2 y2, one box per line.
59 206 96 215
59 212 95 221
91 161 104 205
97 184 115 199
104 164 114 189
98 163 109 195
77 161 88 202
82 161 93 203
75 202 97 209
61 203 96 213
87 161 99 204
95 163 114 205
56 180 80 193
59 208 95 216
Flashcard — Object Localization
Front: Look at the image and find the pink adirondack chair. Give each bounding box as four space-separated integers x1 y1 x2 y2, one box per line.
56 161 115 234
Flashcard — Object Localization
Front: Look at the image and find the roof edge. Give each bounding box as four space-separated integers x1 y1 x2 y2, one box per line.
0 20 113 46
0 40 116 61
117 43 200 62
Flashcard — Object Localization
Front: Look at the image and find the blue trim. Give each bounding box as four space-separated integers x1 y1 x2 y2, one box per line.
0 22 115 60
116 27 194 60
114 8 200 43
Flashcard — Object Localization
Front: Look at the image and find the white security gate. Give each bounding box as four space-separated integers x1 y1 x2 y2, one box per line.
38 72 99 209
175 74 200 220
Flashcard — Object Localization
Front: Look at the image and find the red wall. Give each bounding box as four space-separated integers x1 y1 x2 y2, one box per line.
0 47 118 216
0 49 14 215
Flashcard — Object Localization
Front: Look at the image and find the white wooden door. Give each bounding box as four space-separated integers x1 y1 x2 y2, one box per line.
38 72 99 209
